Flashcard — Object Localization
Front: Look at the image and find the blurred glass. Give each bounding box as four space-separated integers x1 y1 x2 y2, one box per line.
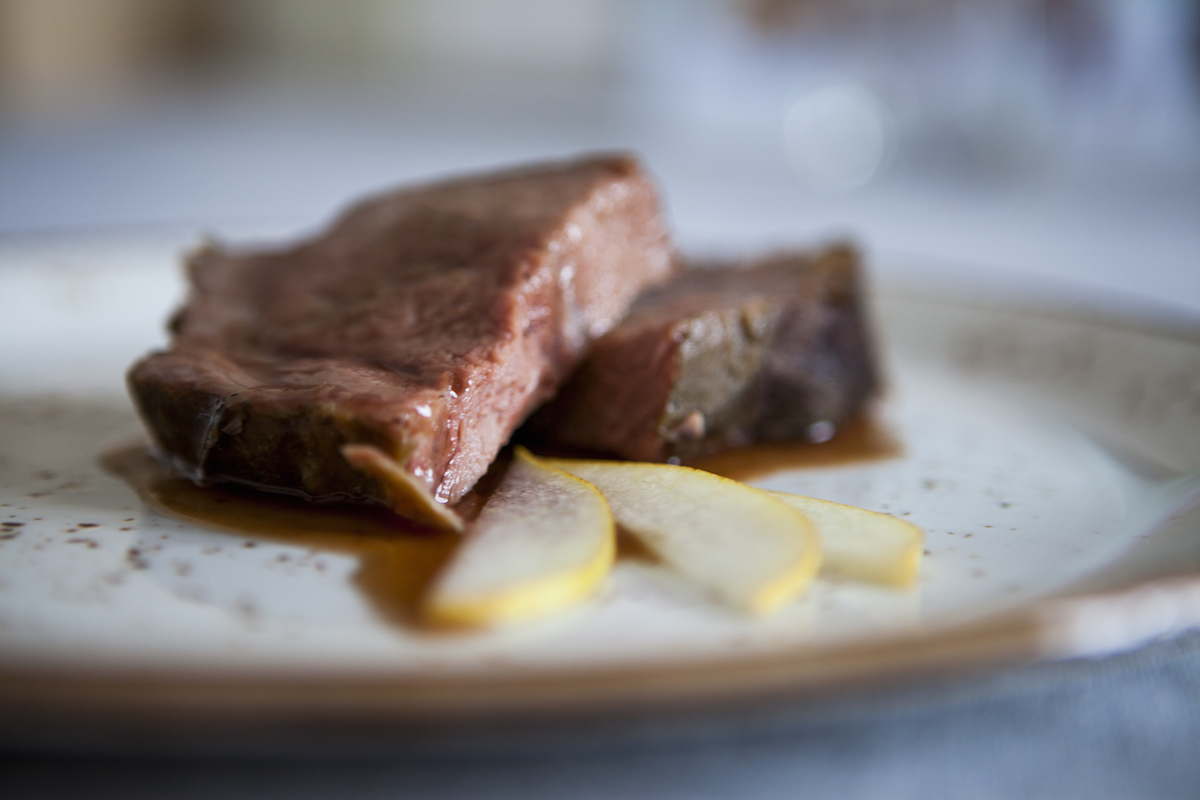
0 0 1196 227
782 83 894 191
632 0 1200 186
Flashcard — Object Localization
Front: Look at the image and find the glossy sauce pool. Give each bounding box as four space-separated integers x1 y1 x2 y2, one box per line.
690 417 901 481
102 418 900 627
102 446 459 627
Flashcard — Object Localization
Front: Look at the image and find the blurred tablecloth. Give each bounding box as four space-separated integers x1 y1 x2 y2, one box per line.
3 631 1200 799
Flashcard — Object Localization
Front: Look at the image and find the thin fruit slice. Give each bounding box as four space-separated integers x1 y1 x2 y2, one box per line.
342 444 464 532
545 458 820 614
424 447 615 627
768 492 924 588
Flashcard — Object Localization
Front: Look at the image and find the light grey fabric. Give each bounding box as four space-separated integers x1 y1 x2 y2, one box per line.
4 631 1199 799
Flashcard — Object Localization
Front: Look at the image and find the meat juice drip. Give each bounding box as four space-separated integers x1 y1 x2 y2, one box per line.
690 416 902 482
100 418 896 625
100 445 459 627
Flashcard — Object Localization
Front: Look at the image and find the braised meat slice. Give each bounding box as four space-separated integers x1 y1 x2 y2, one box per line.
523 244 878 463
128 154 676 529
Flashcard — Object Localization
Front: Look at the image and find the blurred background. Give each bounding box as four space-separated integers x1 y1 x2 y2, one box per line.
0 0 1198 307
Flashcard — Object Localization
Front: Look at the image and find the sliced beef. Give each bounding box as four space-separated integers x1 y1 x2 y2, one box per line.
128 154 676 528
522 244 878 462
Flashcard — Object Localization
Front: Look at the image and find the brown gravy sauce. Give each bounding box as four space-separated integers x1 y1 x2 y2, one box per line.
102 445 458 627
690 417 902 481
102 416 898 626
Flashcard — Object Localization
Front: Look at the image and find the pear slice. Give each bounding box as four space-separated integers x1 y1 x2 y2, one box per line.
768 492 924 588
341 444 463 532
424 447 615 627
544 458 820 614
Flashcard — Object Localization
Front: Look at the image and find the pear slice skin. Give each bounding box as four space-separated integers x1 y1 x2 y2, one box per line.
423 447 615 627
768 492 924 588
341 444 464 532
544 458 820 614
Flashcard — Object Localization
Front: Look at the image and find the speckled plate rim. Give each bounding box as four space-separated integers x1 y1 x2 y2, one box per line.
2 279 1199 754
1 579 1197 757
7 272 1200 762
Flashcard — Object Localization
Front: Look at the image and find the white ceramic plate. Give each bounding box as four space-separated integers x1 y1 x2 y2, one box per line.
1 233 1198 752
